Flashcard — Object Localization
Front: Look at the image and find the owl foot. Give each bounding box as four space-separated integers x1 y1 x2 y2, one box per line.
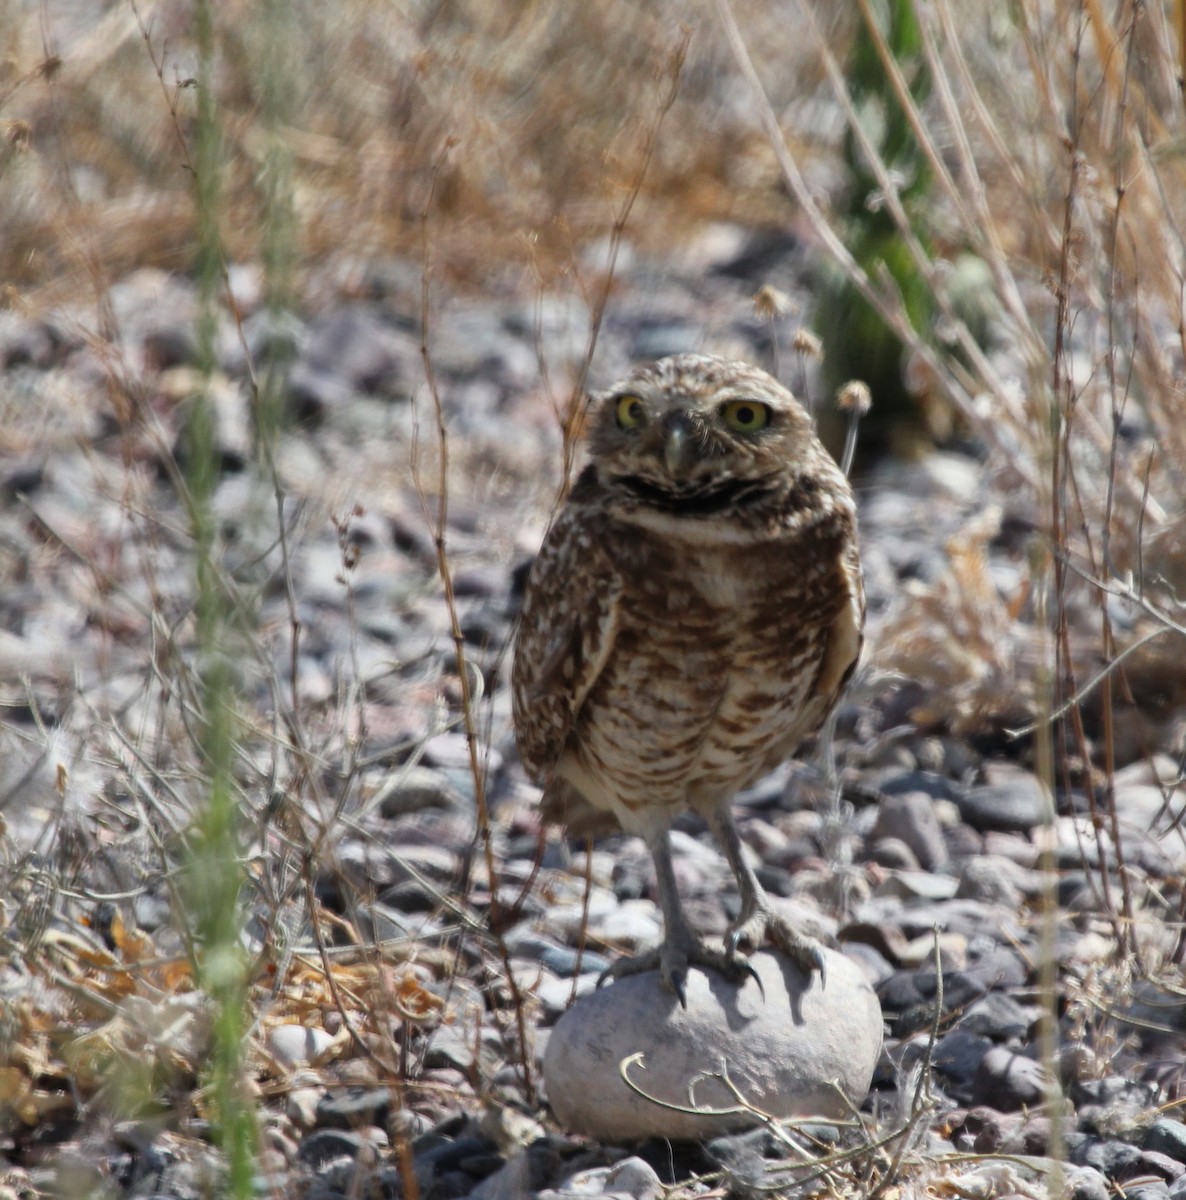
726 907 827 988
597 935 761 1009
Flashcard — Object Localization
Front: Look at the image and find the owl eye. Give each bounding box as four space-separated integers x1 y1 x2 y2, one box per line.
721 400 771 432
615 395 646 428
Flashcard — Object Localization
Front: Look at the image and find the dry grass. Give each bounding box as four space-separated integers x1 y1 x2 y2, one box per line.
0 0 847 303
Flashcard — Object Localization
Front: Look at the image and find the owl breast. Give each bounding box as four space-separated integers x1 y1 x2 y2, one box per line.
556 520 851 830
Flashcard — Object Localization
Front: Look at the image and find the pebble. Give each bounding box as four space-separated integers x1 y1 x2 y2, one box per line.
972 1046 1052 1110
956 771 1049 832
870 792 950 870
1147 1119 1186 1165
469 1143 565 1200
1066 1165 1113 1200
315 1086 393 1131
954 855 1025 905
540 1155 664 1200
267 1024 336 1070
297 1129 366 1168
931 1030 992 1102
956 991 1035 1039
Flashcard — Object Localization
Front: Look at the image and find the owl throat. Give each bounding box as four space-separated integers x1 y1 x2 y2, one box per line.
609 468 823 523
611 472 764 513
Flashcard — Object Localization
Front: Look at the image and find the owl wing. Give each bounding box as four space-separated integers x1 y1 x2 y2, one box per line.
801 540 865 735
511 503 622 783
815 542 865 703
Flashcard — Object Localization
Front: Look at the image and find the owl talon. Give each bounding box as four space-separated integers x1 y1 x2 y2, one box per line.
726 907 828 989
810 944 828 988
597 935 762 1007
670 970 688 1010
737 957 764 1000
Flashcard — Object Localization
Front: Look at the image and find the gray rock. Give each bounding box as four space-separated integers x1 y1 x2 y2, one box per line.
0 312 61 368
1122 1186 1171 1200
958 764 1050 832
1076 1138 1152 1179
298 1128 365 1167
954 855 1025 906
972 1046 1052 1111
373 765 459 816
468 1143 564 1200
871 792 950 871
301 303 413 396
867 836 921 870
957 991 1035 1040
287 1086 323 1130
542 949 882 1141
1066 1165 1113 1200
957 1106 1021 1153
267 1023 335 1070
503 928 611 978
542 1155 663 1200
931 1030 992 1102
1147 1119 1186 1165
1143 1151 1186 1182
1001 1115 1055 1155
316 1086 392 1130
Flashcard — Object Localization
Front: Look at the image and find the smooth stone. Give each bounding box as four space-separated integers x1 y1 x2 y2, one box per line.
1122 1186 1171 1200
957 992 1035 1040
957 1106 1022 1153
374 765 459 816
1146 1118 1186 1165
954 855 1025 906
542 1154 664 1200
468 1143 564 1200
542 949 882 1142
972 1046 1052 1111
1062 1165 1113 1200
1142 1152 1186 1182
316 1086 392 1130
267 1023 335 1069
867 836 921 871
931 1030 992 1102
287 1086 324 1130
870 792 950 871
957 764 1050 833
297 1129 364 1167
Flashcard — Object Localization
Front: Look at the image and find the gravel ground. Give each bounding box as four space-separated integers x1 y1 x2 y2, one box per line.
1 228 1184 1199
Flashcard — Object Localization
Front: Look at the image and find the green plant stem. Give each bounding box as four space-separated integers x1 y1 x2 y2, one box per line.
185 2 258 1193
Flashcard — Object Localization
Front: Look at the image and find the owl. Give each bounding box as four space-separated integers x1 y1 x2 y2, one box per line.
512 354 864 1005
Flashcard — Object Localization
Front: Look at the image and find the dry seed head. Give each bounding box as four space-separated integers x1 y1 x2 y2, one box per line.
753 283 794 320
836 380 872 415
791 328 823 359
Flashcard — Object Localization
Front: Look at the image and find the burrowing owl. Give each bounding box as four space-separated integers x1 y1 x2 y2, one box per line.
512 354 864 1004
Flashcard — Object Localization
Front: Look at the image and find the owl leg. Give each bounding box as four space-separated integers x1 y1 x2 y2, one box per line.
598 829 756 1008
706 806 828 987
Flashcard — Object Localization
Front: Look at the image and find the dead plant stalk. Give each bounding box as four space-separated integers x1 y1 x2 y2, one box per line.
413 141 536 1105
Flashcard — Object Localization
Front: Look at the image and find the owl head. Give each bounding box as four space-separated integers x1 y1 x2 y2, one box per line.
586 354 829 512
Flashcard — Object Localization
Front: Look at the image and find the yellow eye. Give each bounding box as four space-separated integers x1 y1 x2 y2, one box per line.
721 400 770 432
615 395 646 428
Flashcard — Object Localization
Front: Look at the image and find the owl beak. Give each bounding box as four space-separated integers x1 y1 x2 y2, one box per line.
662 410 698 477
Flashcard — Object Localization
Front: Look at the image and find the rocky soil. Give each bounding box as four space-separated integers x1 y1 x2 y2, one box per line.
1 228 1184 1199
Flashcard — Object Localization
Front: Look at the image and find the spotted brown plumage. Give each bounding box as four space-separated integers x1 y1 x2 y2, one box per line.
512 354 864 1004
